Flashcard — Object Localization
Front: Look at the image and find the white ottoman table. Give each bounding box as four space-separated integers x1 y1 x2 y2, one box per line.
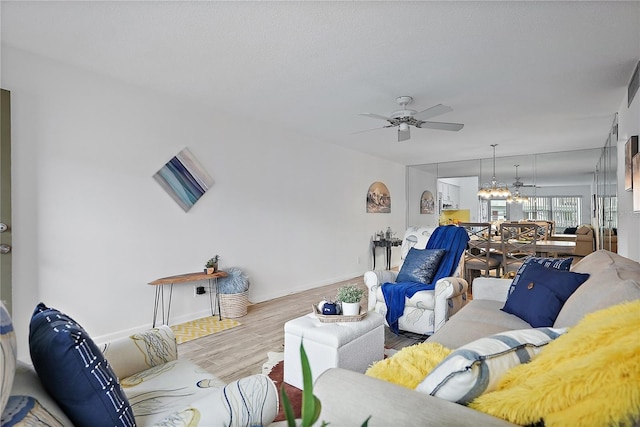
283 311 384 389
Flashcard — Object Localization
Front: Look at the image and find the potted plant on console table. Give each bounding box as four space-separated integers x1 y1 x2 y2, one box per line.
336 284 365 316
204 255 220 274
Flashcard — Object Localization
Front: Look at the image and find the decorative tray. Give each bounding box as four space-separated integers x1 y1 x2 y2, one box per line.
312 305 367 322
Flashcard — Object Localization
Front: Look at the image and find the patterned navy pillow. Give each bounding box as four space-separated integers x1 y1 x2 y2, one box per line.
507 256 574 299
0 301 17 416
502 262 589 327
397 248 446 284
29 303 135 427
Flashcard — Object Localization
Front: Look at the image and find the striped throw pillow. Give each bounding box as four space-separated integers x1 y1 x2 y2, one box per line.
416 327 566 404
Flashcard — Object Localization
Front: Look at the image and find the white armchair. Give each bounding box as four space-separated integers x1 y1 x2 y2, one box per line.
365 226 470 335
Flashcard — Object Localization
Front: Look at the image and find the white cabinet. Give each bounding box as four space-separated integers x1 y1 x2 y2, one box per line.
438 181 460 210
450 185 460 209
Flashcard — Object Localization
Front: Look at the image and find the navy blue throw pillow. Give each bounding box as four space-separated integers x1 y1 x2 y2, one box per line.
29 303 136 427
507 256 574 300
397 248 446 284
502 262 589 327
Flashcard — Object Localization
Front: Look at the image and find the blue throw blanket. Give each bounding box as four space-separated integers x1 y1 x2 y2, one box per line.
381 225 470 334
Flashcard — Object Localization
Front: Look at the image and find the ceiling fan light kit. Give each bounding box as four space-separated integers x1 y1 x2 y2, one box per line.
478 144 512 199
507 189 529 204
506 165 529 204
359 96 464 142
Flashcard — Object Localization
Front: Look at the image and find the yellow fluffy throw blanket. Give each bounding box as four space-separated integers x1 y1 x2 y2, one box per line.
469 299 640 427
366 342 452 389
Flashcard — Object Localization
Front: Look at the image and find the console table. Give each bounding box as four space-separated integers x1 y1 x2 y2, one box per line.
149 271 228 327
372 238 402 270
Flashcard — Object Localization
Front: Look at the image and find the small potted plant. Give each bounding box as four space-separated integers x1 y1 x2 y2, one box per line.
336 284 365 316
204 255 220 274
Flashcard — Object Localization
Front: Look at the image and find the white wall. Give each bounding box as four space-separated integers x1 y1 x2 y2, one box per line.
407 166 438 228
3 47 407 359
616 58 640 260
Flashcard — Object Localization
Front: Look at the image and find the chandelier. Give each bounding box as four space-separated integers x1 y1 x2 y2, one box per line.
506 164 529 204
477 144 511 199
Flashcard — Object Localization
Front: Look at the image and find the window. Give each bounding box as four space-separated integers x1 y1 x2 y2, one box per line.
522 196 582 230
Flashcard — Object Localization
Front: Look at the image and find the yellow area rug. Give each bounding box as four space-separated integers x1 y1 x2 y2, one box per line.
171 316 241 344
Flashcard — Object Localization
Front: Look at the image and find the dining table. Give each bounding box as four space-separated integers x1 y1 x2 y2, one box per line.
486 238 576 257
550 233 578 242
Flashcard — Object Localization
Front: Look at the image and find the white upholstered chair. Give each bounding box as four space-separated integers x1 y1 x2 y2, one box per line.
364 226 469 335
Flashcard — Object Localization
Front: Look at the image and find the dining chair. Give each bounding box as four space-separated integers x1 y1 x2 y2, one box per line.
499 222 541 274
460 222 502 284
519 219 552 240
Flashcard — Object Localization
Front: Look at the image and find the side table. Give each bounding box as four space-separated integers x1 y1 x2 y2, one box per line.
372 238 402 270
148 271 228 327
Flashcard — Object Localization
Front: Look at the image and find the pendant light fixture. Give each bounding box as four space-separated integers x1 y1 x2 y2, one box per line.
478 144 511 199
506 164 529 204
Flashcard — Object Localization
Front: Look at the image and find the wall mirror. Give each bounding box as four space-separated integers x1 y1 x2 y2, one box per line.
594 138 618 251
407 146 617 250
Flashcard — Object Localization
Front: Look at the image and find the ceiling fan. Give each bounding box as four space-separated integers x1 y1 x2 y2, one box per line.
508 165 532 203
359 96 464 142
511 165 539 188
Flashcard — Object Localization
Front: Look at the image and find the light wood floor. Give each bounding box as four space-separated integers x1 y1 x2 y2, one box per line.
177 276 425 383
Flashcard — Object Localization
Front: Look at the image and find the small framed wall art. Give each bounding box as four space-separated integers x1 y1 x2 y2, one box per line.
625 135 638 191
420 190 435 214
634 153 640 212
153 148 214 212
366 181 391 213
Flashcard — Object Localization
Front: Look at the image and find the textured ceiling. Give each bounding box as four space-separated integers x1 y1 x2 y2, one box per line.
1 1 639 174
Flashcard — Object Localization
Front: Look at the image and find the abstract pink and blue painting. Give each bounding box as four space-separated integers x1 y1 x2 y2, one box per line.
153 148 213 212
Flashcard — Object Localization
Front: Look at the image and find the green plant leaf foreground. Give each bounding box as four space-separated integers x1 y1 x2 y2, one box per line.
280 385 297 427
283 341 371 426
300 343 321 426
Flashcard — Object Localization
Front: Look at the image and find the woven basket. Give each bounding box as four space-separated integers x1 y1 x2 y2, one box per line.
220 291 249 318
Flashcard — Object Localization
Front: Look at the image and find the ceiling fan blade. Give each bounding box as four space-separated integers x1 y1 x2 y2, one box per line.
360 113 394 122
398 127 410 142
417 121 464 131
413 104 453 121
351 125 394 135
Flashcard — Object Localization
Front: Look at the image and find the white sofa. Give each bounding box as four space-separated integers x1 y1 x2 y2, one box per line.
1 305 278 426
313 250 640 426
364 226 469 335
